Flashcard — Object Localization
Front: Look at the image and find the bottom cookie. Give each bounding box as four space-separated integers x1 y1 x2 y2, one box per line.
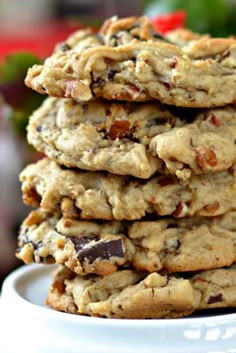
46 265 236 319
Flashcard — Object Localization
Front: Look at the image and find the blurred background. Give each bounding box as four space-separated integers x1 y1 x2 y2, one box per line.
0 0 235 288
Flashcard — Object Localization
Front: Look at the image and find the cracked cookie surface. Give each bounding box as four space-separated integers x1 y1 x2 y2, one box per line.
27 97 236 179
25 16 236 107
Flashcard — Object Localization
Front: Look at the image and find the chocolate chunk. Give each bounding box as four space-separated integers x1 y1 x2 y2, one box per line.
92 75 105 88
130 57 137 63
38 255 54 263
163 82 171 90
108 69 117 81
58 43 71 52
158 176 175 187
82 103 89 113
207 293 224 304
70 236 124 264
146 117 168 128
36 125 42 132
79 239 124 264
69 236 97 252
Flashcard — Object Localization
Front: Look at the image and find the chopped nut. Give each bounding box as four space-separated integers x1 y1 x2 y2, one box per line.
23 209 44 226
52 280 66 294
210 114 222 126
126 85 142 100
109 120 130 140
173 203 188 218
196 146 217 169
23 188 41 207
56 238 66 249
63 219 72 228
144 273 167 287
204 201 220 214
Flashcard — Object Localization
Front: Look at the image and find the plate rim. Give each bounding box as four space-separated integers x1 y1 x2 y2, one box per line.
1 263 236 328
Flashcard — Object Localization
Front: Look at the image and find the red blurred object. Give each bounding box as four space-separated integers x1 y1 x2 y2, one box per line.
0 20 95 59
0 13 185 60
151 10 186 34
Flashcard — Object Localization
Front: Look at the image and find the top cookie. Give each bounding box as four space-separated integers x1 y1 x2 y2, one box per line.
25 16 236 107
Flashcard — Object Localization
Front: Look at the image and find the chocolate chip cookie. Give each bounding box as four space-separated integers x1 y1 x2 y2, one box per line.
20 158 236 220
27 97 236 179
25 16 236 107
16 209 236 275
46 265 236 318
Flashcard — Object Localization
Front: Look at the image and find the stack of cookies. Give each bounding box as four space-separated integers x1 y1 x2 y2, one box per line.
16 16 236 319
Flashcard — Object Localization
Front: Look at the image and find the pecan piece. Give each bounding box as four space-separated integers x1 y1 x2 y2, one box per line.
195 146 217 169
52 280 66 294
109 120 130 140
126 85 142 100
65 80 81 97
172 203 188 218
203 201 220 214
210 114 222 126
158 176 175 187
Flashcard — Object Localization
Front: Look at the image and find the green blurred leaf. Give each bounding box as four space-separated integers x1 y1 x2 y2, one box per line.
144 0 233 36
0 52 41 83
7 93 45 136
0 51 45 139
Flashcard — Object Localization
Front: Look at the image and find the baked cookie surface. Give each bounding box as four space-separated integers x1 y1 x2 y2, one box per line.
27 97 236 179
25 16 236 107
20 158 236 220
16 209 236 275
46 265 236 319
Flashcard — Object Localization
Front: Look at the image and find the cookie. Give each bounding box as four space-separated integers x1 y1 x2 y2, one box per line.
192 265 236 310
60 16 202 49
26 97 178 179
16 209 135 276
46 266 200 319
16 209 236 275
25 16 236 107
27 97 236 179
20 158 236 220
46 265 236 319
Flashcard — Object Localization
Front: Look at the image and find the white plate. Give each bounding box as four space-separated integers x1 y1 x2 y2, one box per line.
1 264 236 353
